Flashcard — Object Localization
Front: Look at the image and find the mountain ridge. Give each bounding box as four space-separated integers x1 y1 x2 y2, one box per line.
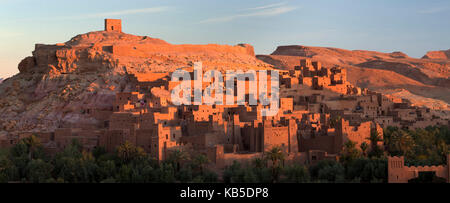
257 45 450 110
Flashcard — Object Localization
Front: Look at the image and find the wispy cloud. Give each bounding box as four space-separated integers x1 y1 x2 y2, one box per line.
81 7 170 18
198 3 297 24
12 7 170 23
0 30 24 38
52 7 170 20
418 7 449 14
241 2 287 11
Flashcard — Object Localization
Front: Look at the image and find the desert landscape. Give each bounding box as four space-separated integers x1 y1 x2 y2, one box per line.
0 2 450 186
257 46 450 111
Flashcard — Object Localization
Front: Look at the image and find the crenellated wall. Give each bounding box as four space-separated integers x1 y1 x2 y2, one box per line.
388 155 450 183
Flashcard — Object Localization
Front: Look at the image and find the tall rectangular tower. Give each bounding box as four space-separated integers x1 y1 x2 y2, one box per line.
105 19 122 32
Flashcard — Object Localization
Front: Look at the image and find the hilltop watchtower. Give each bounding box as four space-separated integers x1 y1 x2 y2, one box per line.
105 19 122 32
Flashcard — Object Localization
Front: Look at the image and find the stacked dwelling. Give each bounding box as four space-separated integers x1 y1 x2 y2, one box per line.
1 20 448 181
2 56 449 170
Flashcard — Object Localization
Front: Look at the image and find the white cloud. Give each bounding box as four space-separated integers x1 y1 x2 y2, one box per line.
198 3 297 24
84 7 169 18
418 7 448 14
241 2 287 11
65 7 170 20
11 6 170 22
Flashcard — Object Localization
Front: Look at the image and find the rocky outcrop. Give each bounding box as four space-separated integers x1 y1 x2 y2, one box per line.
422 49 450 60
236 43 256 56
257 45 450 110
18 56 36 73
0 31 270 133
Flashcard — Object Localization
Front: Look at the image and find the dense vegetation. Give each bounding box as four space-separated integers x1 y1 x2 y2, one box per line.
0 137 217 183
384 126 450 166
0 125 448 183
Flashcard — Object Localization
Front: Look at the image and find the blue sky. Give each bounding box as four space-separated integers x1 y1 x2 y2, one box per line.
0 0 449 78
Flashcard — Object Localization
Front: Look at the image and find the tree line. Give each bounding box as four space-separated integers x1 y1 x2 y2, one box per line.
0 125 448 183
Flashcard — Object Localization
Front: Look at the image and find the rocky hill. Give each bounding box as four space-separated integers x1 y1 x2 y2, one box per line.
257 45 450 110
1 30 448 134
422 49 450 60
0 31 270 134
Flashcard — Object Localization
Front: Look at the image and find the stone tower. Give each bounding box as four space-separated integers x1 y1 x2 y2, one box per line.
105 19 122 32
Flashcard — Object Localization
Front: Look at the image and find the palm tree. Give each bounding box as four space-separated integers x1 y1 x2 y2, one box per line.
193 154 209 175
341 141 361 163
252 157 266 169
116 141 146 163
264 146 285 183
330 116 342 128
360 142 368 157
22 135 41 160
169 150 189 172
437 140 449 162
367 131 383 150
398 132 415 158
117 141 133 163
388 131 415 157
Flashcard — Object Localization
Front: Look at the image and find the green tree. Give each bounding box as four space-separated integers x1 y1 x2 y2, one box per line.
157 163 176 183
340 141 361 164
25 159 53 183
317 163 345 182
198 170 218 183
282 164 310 183
193 154 209 175
0 157 19 183
167 149 189 172
92 146 107 160
264 146 285 183
368 131 383 150
310 160 345 182
252 157 266 169
116 141 146 164
437 140 449 163
389 131 415 158
177 166 193 182
79 150 99 182
97 160 116 181
360 142 369 157
21 135 42 160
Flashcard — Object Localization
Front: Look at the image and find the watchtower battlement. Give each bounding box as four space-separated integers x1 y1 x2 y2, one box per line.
105 19 122 32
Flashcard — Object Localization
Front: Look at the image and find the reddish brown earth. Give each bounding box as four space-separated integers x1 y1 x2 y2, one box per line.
0 31 270 134
0 30 448 134
257 45 450 110
422 49 450 60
